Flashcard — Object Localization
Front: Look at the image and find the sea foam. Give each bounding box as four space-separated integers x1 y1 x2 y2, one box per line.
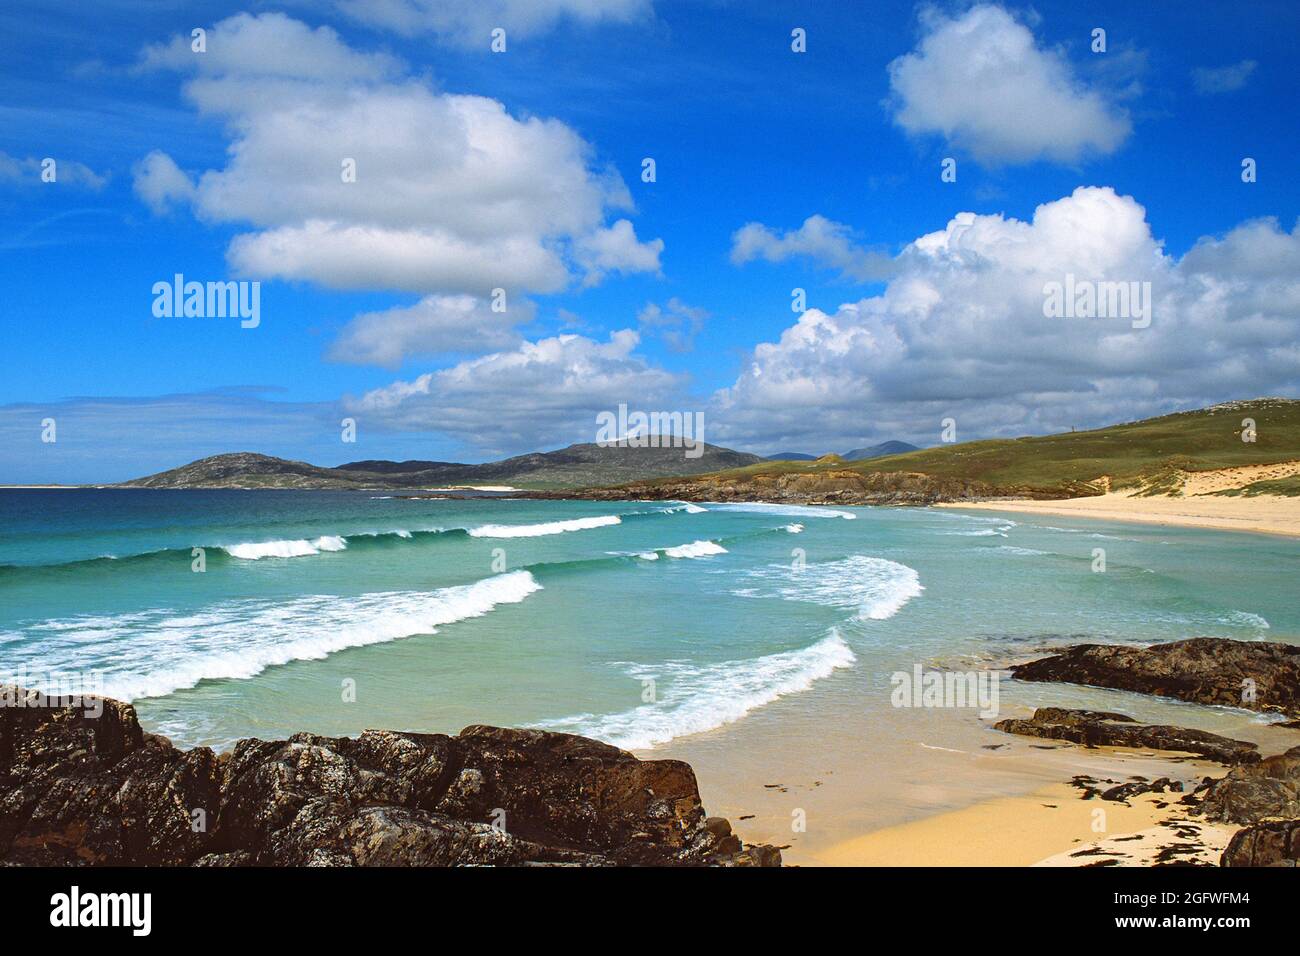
467 515 622 538
16 571 542 701
704 502 856 520
224 536 348 559
661 540 728 559
539 629 855 750
737 555 924 620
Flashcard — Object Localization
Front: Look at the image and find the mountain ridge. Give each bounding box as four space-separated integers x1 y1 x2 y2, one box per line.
116 441 766 491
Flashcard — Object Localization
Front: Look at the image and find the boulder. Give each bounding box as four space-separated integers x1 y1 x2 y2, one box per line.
1221 820 1300 867
1199 745 1300 824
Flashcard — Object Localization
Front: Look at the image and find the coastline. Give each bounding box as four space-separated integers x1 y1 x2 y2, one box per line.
668 703 1298 867
651 625 1300 867
936 492 1300 538
8 489 1297 867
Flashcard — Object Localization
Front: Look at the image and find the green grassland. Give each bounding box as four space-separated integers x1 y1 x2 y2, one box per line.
639 398 1300 498
1209 475 1300 497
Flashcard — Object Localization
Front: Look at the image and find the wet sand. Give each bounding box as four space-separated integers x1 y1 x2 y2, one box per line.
649 684 1298 867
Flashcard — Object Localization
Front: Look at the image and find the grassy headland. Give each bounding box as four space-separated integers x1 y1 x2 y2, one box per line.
557 398 1300 505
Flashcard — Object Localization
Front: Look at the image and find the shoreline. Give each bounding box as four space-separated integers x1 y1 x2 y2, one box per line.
681 711 1295 867
937 492 1300 538
658 635 1300 867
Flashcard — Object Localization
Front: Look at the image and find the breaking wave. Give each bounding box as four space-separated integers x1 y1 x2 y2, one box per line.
537 628 856 749
701 502 856 520
224 536 348 560
656 540 728 559
11 571 542 701
736 555 924 620
466 515 623 538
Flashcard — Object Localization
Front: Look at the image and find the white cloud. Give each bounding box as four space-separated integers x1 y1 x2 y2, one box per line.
227 221 570 295
139 13 402 81
335 0 652 44
137 13 661 298
887 5 1130 165
132 150 196 215
730 215 894 281
1192 60 1257 94
573 219 663 286
328 294 532 368
348 329 682 451
0 151 107 190
710 187 1300 451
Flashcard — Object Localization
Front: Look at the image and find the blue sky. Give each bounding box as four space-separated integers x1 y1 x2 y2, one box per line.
2 0 1298 482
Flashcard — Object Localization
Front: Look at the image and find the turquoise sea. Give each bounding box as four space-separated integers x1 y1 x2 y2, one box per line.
1 489 1296 754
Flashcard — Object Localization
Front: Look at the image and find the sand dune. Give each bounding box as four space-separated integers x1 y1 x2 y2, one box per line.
939 462 1300 537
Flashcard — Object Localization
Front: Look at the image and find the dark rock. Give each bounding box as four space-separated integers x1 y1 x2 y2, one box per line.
704 816 732 838
994 707 1259 765
1100 777 1184 803
1221 820 1300 867
1010 638 1300 717
1199 745 1300 824
0 687 778 867
0 689 220 865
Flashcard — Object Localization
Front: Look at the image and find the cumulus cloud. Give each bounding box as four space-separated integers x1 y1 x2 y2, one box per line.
1192 60 1258 94
328 294 532 368
135 12 662 342
335 0 652 44
730 215 894 281
0 151 107 190
132 150 196 215
574 219 663 286
139 13 402 80
887 5 1130 165
709 187 1300 452
347 329 682 451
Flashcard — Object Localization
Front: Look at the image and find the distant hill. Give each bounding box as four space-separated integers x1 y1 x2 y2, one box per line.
554 399 1300 505
841 441 920 460
118 441 766 491
768 442 919 461
335 459 459 474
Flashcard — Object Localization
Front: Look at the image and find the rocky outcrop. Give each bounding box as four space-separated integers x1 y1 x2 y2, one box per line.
1009 638 1300 717
1221 820 1300 867
993 707 1260 765
1199 745 1300 825
0 687 779 867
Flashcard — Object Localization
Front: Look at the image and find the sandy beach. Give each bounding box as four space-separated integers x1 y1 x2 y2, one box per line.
657 672 1300 867
818 782 1237 867
938 492 1300 537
